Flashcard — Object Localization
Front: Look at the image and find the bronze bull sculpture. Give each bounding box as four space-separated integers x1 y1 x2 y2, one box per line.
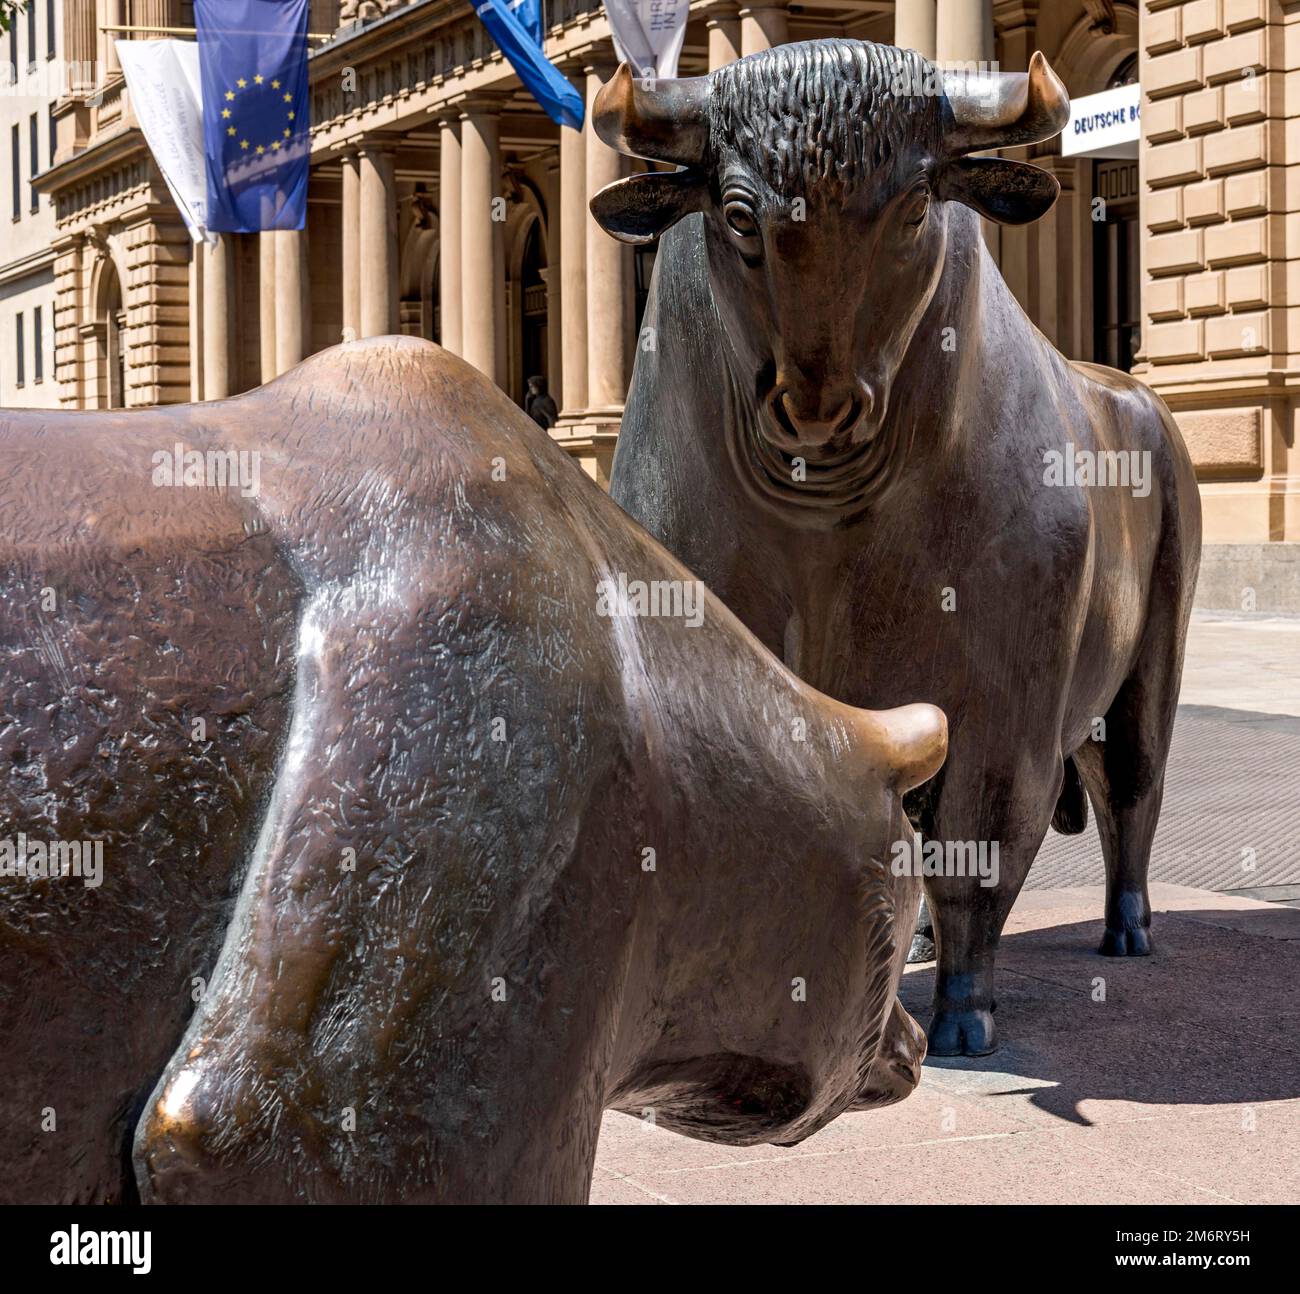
593 40 1202 1056
0 337 944 1204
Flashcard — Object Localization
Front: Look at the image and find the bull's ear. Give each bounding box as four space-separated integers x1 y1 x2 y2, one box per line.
590 169 709 245
937 156 1060 225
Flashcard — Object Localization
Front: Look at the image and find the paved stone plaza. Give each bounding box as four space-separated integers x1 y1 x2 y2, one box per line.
591 611 1300 1204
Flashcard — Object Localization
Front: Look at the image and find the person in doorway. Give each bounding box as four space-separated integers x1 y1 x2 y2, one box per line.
525 376 558 430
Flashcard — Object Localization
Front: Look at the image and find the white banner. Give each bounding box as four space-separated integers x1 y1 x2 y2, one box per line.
1061 82 1141 160
605 0 690 81
116 39 211 243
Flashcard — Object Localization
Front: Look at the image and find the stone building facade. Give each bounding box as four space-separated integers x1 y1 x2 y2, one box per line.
0 0 61 409
11 1 1300 604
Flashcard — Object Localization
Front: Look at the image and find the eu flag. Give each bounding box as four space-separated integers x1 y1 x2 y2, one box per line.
196 0 310 232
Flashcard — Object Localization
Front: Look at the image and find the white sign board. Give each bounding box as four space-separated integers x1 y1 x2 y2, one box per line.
116 39 212 243
606 0 690 80
1062 82 1141 159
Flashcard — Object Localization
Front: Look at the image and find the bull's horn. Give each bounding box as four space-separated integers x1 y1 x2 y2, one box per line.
942 50 1069 154
861 703 948 795
592 62 710 166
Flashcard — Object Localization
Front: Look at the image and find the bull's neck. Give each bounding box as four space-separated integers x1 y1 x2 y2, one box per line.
888 204 995 453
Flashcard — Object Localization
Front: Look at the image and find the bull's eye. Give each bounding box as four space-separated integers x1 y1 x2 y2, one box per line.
723 198 760 241
902 186 931 230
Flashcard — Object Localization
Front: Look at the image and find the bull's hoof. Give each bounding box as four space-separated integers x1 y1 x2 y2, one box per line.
906 930 936 963
1099 925 1153 957
926 1007 996 1057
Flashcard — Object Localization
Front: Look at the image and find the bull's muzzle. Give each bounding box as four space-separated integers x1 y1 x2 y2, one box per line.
851 999 927 1111
767 377 877 453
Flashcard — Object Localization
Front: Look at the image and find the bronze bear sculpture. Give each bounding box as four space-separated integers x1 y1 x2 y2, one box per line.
0 337 944 1203
593 40 1202 1056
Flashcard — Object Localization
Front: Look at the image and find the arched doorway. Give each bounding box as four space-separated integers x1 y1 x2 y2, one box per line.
95 256 126 409
518 218 547 404
399 193 440 344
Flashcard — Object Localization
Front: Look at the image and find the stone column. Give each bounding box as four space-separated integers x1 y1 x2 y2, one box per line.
894 0 937 59
935 0 994 66
707 4 742 70
202 234 234 400
357 141 399 337
437 116 463 356
739 4 788 58
275 228 311 372
459 98 506 386
259 233 278 381
134 1 179 32
53 235 85 406
340 150 361 341
543 155 562 405
584 65 633 420
101 0 125 77
188 240 203 400
937 0 996 258
557 87 587 421
62 0 97 90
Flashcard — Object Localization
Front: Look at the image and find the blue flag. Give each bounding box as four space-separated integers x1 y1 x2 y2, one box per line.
506 0 543 46
196 0 310 232
472 1 583 131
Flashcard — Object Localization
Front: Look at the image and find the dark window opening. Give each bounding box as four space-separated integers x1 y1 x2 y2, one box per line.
1093 159 1140 373
1108 53 1138 89
29 111 38 210
11 122 20 219
634 241 658 336
33 304 43 383
519 218 548 403
15 311 25 387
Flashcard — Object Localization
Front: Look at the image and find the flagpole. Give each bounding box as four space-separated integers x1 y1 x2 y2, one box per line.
100 25 334 41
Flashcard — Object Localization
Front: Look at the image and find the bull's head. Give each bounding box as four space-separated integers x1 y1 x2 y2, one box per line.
591 40 1068 484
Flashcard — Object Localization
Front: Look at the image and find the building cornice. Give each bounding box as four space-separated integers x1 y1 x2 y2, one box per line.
33 125 147 197
0 245 57 288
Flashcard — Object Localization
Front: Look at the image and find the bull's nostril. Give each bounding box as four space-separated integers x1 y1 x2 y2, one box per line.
770 389 856 449
830 396 858 436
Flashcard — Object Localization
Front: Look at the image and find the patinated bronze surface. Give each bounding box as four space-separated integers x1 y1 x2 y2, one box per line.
1 337 944 1203
595 40 1202 1056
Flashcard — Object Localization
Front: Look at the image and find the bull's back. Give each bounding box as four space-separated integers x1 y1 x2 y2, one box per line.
0 408 300 1202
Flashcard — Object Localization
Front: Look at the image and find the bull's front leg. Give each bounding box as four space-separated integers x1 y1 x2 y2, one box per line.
136 592 634 1203
921 757 1063 1057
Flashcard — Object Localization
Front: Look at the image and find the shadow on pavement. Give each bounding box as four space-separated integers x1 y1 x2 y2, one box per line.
899 908 1300 1126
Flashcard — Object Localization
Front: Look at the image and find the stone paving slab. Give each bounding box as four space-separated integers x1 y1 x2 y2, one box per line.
590 885 1300 1204
1031 705 1300 892
1179 611 1300 717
